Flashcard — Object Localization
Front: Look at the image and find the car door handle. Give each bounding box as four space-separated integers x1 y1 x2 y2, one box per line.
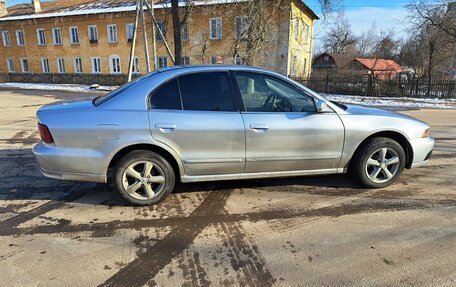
250 124 270 133
155 123 176 133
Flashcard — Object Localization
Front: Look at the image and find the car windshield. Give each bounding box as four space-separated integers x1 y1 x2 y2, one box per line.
92 72 157 106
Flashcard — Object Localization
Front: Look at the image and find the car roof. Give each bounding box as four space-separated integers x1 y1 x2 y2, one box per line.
155 65 275 75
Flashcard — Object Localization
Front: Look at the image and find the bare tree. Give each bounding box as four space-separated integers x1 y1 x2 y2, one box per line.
322 12 357 54
406 0 456 85
407 1 456 40
371 30 400 60
398 34 426 71
356 23 377 57
170 0 193 65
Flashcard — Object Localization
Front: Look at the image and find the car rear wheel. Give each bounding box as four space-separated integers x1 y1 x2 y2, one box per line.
351 137 406 188
113 150 175 205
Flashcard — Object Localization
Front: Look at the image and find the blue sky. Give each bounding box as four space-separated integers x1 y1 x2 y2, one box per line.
7 0 47 6
306 0 411 49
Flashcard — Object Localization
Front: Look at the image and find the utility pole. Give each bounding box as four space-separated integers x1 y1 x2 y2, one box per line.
140 0 151 73
127 0 141 82
150 0 157 70
143 0 176 64
127 0 176 82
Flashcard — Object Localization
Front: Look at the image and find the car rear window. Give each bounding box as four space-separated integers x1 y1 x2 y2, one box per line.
178 72 235 112
93 73 156 106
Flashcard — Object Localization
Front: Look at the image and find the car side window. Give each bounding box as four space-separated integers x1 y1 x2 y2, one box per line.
235 72 316 113
149 78 182 110
178 72 235 112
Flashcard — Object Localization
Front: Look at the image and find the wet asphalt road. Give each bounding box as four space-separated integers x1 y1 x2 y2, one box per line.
0 88 455 286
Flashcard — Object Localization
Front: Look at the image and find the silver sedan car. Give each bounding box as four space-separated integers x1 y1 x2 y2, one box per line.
33 66 434 205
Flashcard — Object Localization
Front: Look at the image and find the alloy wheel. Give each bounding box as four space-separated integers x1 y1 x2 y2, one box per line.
365 147 401 184
121 160 166 200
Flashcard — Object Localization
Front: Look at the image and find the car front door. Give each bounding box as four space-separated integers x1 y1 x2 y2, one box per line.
233 71 345 173
148 71 245 176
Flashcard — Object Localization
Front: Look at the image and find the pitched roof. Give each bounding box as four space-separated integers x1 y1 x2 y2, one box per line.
327 53 354 69
355 58 403 72
0 0 243 21
1 0 319 21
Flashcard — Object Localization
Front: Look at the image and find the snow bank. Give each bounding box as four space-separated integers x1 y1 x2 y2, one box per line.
322 94 456 109
0 82 116 93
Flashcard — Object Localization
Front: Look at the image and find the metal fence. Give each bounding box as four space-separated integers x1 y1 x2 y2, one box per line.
0 73 139 86
1 72 455 98
293 74 456 98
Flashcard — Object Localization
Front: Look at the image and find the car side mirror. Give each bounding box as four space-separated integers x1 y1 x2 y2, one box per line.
316 99 327 113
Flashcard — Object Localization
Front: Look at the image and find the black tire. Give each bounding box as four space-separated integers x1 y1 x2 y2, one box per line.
350 137 406 188
113 150 175 205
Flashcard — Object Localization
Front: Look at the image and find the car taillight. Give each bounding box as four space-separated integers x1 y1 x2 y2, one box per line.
38 123 54 144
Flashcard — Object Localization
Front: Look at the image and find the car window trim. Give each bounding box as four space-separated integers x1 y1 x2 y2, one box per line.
147 70 241 112
232 70 318 113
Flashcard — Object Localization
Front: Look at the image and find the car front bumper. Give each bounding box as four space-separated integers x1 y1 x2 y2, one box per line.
410 136 434 168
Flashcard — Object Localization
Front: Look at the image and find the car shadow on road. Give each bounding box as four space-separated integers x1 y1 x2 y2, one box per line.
0 148 367 207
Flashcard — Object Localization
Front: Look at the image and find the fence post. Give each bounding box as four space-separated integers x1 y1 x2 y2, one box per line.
367 73 373 96
324 73 329 94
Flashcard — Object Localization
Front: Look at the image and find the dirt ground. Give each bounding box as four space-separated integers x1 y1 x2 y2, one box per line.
0 88 455 287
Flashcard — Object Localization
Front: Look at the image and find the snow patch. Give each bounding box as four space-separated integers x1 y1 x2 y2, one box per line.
323 94 456 109
0 82 116 93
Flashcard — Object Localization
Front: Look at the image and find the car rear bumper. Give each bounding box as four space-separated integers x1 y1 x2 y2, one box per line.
33 142 106 183
410 136 434 168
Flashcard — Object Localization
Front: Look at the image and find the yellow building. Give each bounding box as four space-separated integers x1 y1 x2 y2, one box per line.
0 0 318 79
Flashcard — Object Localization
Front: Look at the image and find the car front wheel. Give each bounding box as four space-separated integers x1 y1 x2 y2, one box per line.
351 137 406 188
113 150 175 205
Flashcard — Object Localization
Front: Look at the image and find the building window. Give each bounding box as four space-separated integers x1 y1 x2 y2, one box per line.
211 56 222 64
36 28 46 45
132 57 140 74
294 18 301 40
91 57 101 74
107 24 118 43
181 21 189 40
234 55 245 65
210 18 222 40
303 58 307 74
74 57 83 73
304 24 310 45
126 23 134 42
88 25 98 43
324 55 329 63
15 30 25 46
1 31 11 47
291 55 297 76
52 28 62 45
41 58 50 73
235 16 248 40
157 57 167 68
109 55 121 74
20 58 29 73
6 58 15 72
181 56 190 65
57 58 65 73
156 22 166 41
69 27 79 44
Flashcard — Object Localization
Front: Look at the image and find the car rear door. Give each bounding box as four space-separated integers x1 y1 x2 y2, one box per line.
233 71 345 173
148 71 245 176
